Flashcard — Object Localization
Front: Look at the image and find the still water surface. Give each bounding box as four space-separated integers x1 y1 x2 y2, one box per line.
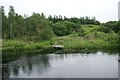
2 51 118 78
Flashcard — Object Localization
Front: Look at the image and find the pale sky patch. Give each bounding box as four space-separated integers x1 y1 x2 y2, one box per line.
1 0 120 22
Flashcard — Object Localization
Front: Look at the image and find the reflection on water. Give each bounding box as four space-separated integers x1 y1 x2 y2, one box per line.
2 51 118 78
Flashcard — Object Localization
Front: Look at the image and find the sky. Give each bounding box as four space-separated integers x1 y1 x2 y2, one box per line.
1 0 120 23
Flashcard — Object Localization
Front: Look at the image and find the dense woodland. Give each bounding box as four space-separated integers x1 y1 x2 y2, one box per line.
1 6 99 40
1 6 120 51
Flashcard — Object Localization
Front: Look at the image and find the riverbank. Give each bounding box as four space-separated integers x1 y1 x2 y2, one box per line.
2 24 120 52
2 39 54 52
2 46 119 63
2 36 120 53
3 36 120 63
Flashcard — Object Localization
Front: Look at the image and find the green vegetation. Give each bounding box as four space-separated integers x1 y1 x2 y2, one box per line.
53 24 119 50
2 39 54 52
1 6 120 53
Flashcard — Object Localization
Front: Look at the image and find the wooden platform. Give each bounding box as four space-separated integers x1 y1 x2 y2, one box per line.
53 45 64 50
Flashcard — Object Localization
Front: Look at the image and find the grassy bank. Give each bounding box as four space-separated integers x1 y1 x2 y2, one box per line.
2 36 120 63
2 36 120 53
2 33 120 62
2 25 120 52
2 39 54 52
54 35 120 50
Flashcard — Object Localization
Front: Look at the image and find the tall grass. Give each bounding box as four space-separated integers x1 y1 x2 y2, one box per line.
2 39 54 52
62 34 119 50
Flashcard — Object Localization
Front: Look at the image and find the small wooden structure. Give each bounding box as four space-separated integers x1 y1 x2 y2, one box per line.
53 45 64 50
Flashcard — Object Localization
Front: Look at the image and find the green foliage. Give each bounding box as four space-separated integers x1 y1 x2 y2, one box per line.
2 6 120 52
2 6 53 42
52 21 80 36
103 21 120 33
79 25 101 37
24 13 53 42
63 21 76 34
48 15 100 25
2 39 54 52
62 36 119 50
98 26 110 33
52 22 67 36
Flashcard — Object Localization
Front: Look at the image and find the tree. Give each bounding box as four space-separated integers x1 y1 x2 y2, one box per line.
104 21 119 33
48 15 52 21
1 6 9 39
63 21 77 34
41 12 45 18
0 6 2 39
26 13 53 41
14 13 25 39
52 22 67 36
8 6 15 39
52 21 79 36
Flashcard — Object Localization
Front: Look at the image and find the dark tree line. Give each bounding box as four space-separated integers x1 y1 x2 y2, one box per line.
48 15 100 25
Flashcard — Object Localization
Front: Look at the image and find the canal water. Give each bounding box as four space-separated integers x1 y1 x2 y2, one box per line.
2 51 118 78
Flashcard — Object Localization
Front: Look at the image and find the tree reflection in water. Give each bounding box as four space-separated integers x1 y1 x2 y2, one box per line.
2 51 119 78
2 54 50 78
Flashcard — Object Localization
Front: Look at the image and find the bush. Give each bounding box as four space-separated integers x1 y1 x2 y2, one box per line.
52 22 67 36
52 21 80 36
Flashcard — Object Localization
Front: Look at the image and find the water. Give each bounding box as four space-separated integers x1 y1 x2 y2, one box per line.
2 51 118 78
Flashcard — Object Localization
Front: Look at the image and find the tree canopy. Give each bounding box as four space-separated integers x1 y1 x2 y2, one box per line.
1 6 120 43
